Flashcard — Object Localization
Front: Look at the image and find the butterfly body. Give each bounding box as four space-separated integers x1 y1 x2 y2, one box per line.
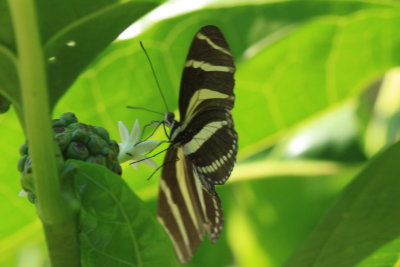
157 25 237 263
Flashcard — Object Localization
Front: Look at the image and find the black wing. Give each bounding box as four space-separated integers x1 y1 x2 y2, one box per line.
158 25 237 263
178 25 235 122
177 25 237 189
181 109 237 190
157 147 224 263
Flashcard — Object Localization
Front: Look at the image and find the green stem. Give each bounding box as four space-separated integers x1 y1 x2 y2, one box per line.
8 0 65 226
8 0 80 266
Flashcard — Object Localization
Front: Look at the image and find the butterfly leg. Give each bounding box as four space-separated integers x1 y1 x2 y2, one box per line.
146 156 179 181
162 121 171 139
142 120 163 141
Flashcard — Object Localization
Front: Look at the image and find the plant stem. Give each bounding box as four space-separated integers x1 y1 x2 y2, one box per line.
8 0 80 266
8 0 66 226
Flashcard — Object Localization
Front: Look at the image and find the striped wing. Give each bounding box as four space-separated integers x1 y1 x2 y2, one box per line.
157 147 224 263
177 25 237 188
158 25 237 263
182 109 237 190
178 25 235 122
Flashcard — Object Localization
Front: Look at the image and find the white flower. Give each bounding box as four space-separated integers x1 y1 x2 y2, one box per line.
18 189 28 197
118 120 162 169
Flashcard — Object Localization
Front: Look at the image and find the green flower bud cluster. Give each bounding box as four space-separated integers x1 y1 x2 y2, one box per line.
18 113 122 201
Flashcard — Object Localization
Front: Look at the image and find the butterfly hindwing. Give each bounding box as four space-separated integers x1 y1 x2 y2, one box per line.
182 109 237 189
157 147 224 263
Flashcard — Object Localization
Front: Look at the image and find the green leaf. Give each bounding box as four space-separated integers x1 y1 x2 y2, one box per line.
4 0 400 265
268 102 365 162
0 93 10 113
60 1 400 161
0 38 19 115
0 111 40 266
236 6 400 157
45 1 158 109
0 0 158 112
284 141 400 267
356 68 400 157
72 160 176 267
222 168 356 267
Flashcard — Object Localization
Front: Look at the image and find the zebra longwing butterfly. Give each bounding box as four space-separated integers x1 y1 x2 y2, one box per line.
157 25 237 263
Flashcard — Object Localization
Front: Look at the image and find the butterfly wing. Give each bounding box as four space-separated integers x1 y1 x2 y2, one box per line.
157 147 224 263
182 109 237 190
177 25 237 188
157 25 236 263
178 25 235 122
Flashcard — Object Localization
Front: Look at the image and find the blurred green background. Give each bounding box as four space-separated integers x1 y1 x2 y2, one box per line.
2 0 400 266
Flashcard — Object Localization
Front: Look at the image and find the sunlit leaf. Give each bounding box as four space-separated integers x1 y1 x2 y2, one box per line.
0 93 10 113
0 0 158 113
3 0 400 266
357 68 400 157
236 7 400 157
45 2 158 109
268 102 365 162
284 141 400 267
58 1 400 160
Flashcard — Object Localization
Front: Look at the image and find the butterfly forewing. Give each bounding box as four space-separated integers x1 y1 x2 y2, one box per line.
179 25 235 122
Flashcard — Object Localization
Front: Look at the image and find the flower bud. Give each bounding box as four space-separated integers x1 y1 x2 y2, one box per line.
86 155 107 166
94 126 110 141
87 135 107 154
60 112 77 124
19 143 28 156
66 141 89 160
71 128 90 144
18 155 28 173
55 132 72 151
18 112 122 203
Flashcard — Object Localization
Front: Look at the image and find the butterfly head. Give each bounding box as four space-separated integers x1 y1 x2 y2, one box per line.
164 112 180 141
164 112 175 128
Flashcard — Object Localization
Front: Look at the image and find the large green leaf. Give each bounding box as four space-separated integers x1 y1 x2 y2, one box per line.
0 0 19 114
3 0 400 266
268 102 366 162
356 68 400 157
0 111 39 266
51 3 400 264
284 141 400 267
45 1 158 109
0 0 158 114
223 170 355 267
236 7 400 157
73 160 176 266
0 93 10 113
58 1 400 161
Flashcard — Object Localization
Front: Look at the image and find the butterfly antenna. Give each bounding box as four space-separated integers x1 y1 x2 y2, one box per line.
140 41 170 113
126 106 164 116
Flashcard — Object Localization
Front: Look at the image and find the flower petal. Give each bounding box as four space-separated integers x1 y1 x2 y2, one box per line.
134 140 163 155
129 120 141 144
18 189 28 197
130 161 139 169
118 121 130 143
118 149 135 164
130 154 158 169
141 156 159 169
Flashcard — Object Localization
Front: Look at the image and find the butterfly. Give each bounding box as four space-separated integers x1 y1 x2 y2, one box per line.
157 25 237 263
